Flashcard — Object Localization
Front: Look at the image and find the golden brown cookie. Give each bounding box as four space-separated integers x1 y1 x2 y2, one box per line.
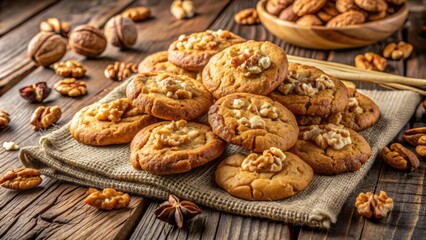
130 120 226 175
138 51 198 79
126 72 213 120
289 124 372 174
215 147 313 201
202 41 288 99
208 93 299 153
269 63 349 117
70 98 157 146
168 29 245 71
297 88 381 131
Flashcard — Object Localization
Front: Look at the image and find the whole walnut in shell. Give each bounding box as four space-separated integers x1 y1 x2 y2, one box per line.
104 16 137 49
27 32 67 67
69 24 107 57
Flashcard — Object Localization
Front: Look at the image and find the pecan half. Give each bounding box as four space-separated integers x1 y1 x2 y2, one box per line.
19 82 52 103
155 194 202 228
293 0 327 17
234 8 260 25
415 145 426 158
53 60 86 78
121 7 151 22
104 61 138 81
355 191 394 219
403 127 426 146
326 10 366 27
84 188 131 210
0 109 10 129
0 168 42 190
54 78 87 97
40 18 70 38
381 143 419 171
30 106 62 130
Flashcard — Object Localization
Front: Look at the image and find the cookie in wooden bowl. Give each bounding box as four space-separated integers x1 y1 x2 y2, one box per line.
215 147 314 201
70 98 157 146
269 63 349 117
202 40 288 99
168 29 245 71
130 120 225 175
208 93 298 153
126 72 213 120
289 124 372 175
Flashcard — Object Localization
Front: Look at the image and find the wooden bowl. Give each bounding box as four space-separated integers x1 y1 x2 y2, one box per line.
257 0 408 50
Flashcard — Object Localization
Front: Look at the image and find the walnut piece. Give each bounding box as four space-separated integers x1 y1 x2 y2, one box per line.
19 82 52 103
237 116 266 130
3 142 19 151
303 124 352 150
381 143 419 171
383 41 413 60
279 72 335 97
234 8 260 25
30 106 62 130
105 61 138 81
175 29 232 51
149 77 193 100
54 78 87 97
230 49 271 77
93 98 140 123
0 109 10 129
170 0 195 20
0 168 42 190
121 7 151 22
152 120 199 149
53 60 86 78
355 191 394 219
40 18 70 38
84 188 131 210
348 97 363 114
231 98 246 109
242 147 286 172
355 52 387 72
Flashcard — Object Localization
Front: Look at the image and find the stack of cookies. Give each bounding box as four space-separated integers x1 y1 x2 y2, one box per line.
69 29 380 202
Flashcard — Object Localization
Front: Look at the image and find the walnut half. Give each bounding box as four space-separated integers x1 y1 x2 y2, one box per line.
30 106 62 130
94 98 139 123
241 147 286 172
84 188 131 210
355 191 394 219
152 120 199 149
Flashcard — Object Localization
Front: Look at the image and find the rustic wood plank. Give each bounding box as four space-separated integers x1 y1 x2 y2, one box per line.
0 0 59 37
0 0 135 95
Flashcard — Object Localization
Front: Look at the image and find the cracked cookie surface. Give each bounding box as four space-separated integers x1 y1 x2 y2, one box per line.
289 124 372 174
126 72 213 120
202 41 288 99
215 151 313 201
269 63 349 117
130 120 225 175
208 93 299 153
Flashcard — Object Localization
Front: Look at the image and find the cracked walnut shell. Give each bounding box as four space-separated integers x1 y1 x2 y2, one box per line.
121 7 151 22
30 106 62 130
53 60 86 78
105 61 138 81
84 188 131 210
381 143 419 171
0 168 42 190
0 109 10 129
54 78 87 97
355 191 394 219
40 18 70 38
355 52 387 72
234 8 260 25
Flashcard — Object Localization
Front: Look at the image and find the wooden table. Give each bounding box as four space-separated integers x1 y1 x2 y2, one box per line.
0 0 425 239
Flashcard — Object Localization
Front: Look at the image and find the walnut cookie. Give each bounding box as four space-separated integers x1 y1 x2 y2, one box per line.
297 88 381 132
138 51 198 79
130 120 226 175
215 148 314 201
202 41 288 99
289 124 372 175
126 72 213 120
168 29 245 71
70 98 157 146
269 63 349 117
208 93 299 153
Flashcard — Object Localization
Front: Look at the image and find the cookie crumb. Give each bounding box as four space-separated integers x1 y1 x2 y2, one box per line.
3 142 19 151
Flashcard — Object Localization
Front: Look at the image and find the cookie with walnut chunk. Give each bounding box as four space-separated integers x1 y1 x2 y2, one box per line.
208 93 299 153
70 98 157 146
202 41 288 99
130 120 225 175
215 148 313 201
289 124 372 175
269 63 349 117
168 29 245 71
126 72 213 120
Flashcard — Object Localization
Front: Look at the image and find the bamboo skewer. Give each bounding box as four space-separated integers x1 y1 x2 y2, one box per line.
287 55 426 91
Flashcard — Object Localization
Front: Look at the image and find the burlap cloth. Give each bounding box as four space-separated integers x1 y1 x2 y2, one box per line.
19 79 421 229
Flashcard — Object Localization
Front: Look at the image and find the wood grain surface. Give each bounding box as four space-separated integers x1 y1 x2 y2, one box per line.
0 0 425 239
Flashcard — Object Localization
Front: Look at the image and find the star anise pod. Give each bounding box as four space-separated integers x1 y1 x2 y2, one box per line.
154 194 202 228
